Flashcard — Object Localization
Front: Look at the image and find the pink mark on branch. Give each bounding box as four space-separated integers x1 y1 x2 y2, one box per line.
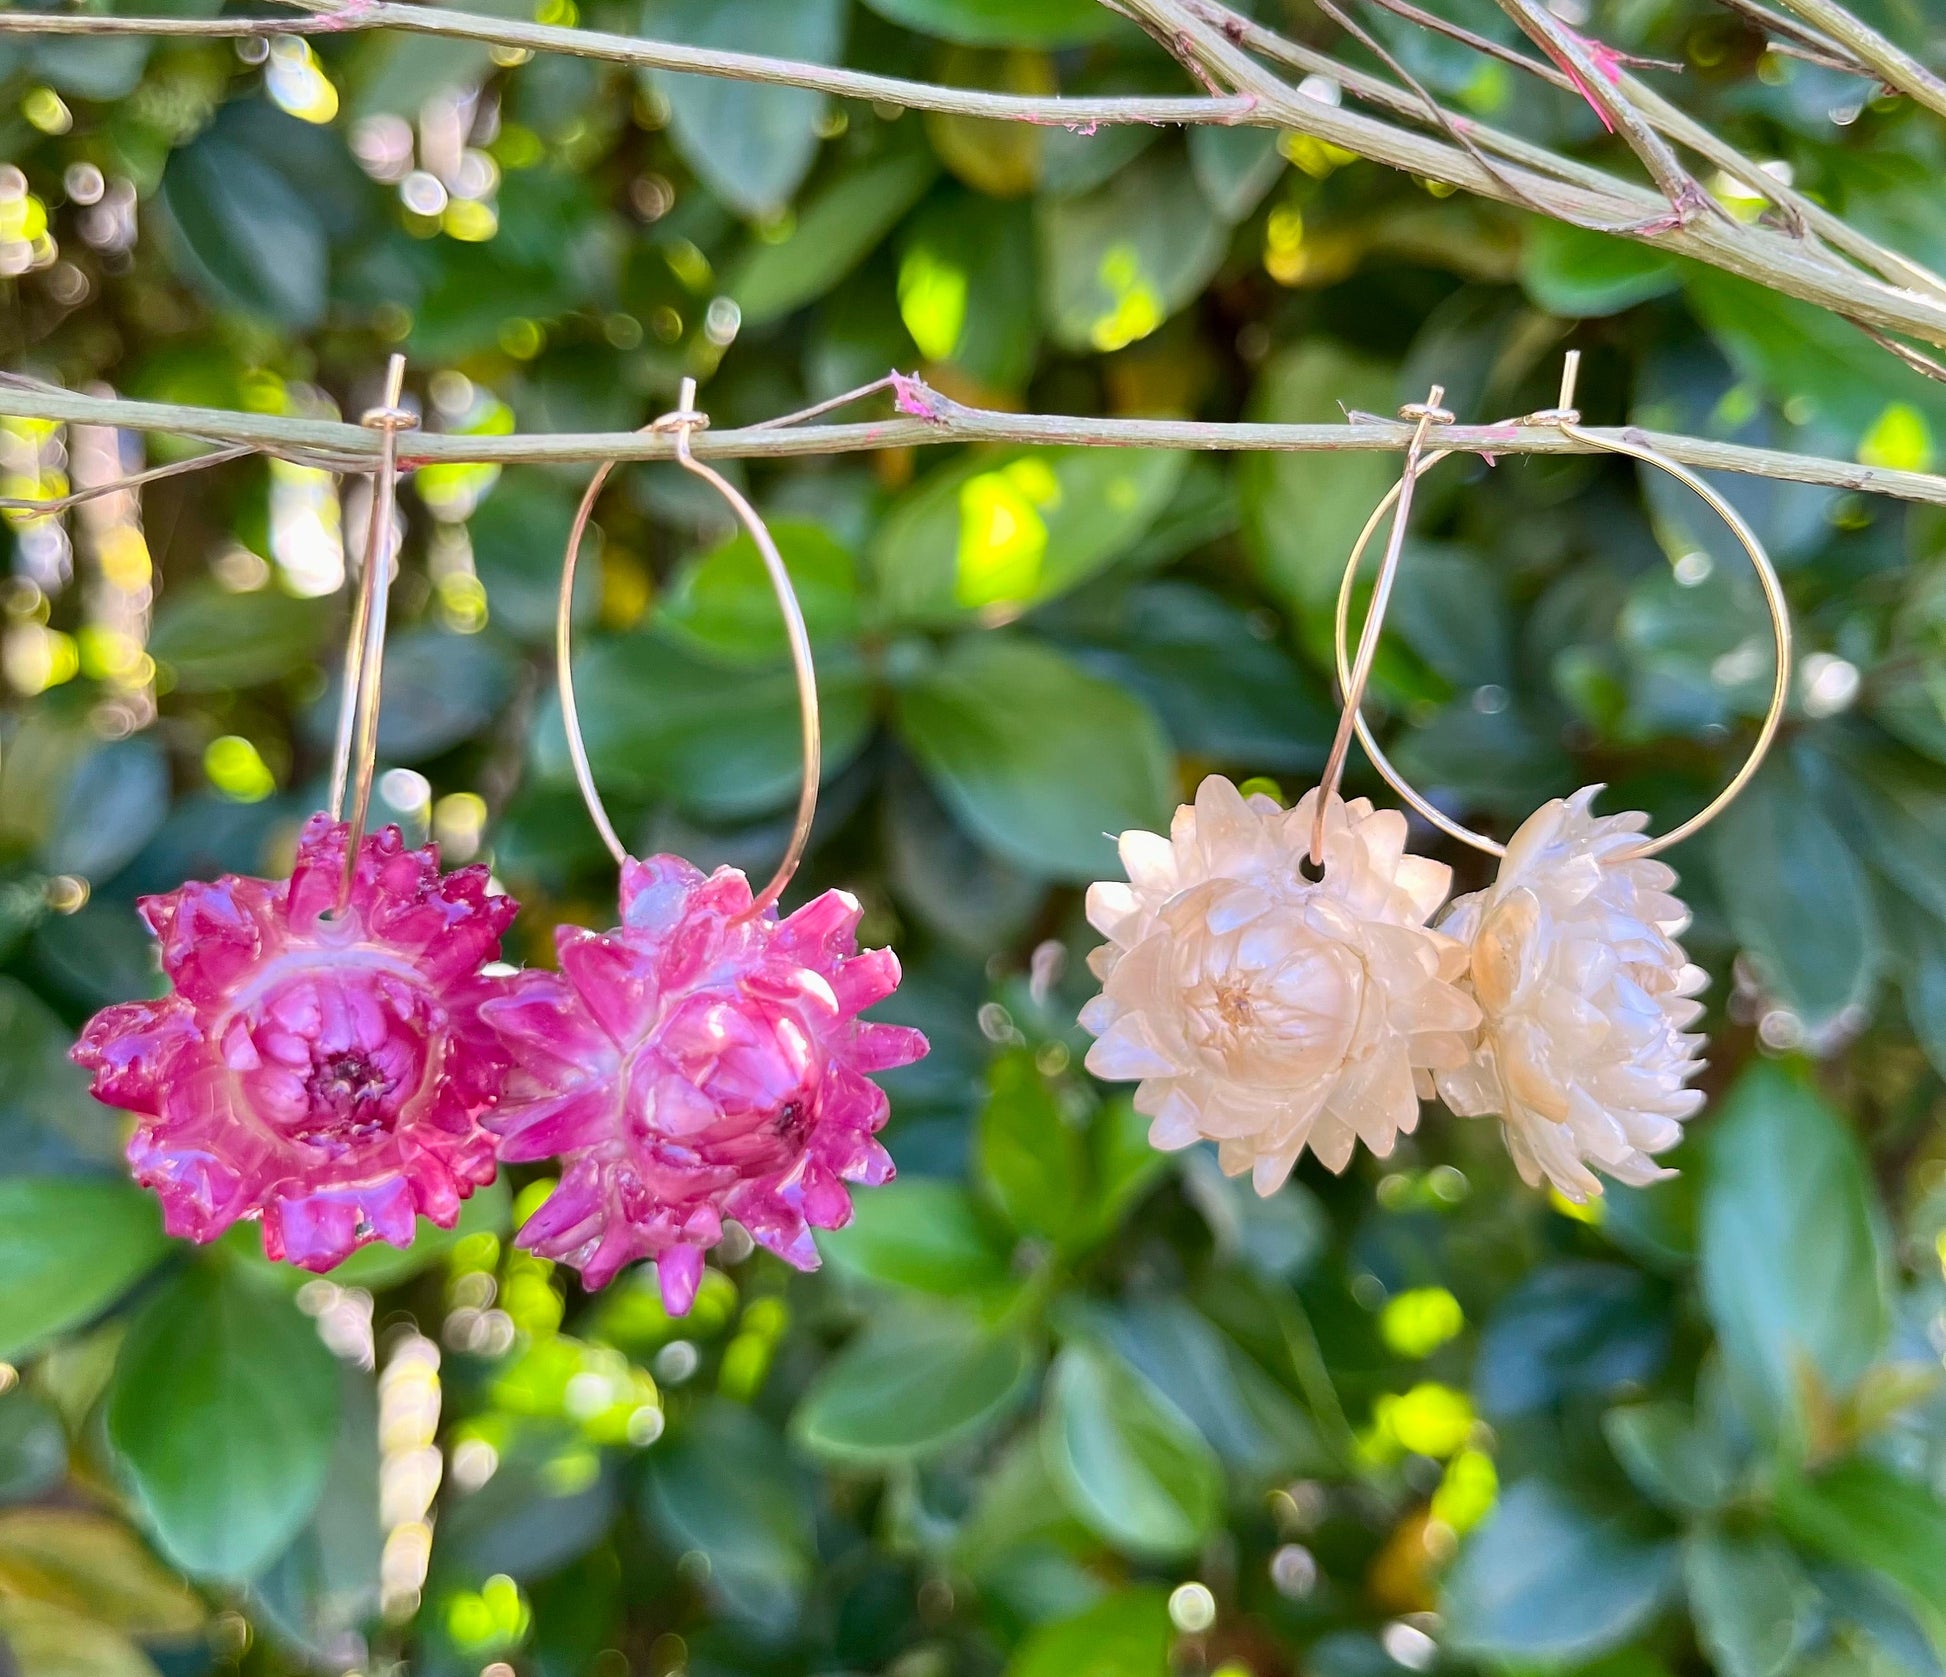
314 0 381 31
1536 26 1628 131
890 370 949 423
72 816 516 1270
480 855 927 1314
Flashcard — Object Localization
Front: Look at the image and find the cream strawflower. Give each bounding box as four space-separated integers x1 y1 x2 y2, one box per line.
1079 776 1480 1194
1435 786 1707 1202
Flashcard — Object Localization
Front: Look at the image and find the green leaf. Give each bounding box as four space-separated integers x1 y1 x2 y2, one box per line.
157 111 329 328
793 1309 1033 1465
1522 220 1679 318
818 1178 1017 1297
1188 124 1283 222
0 1177 168 1363
898 192 1040 390
106 1265 340 1579
0 1394 67 1503
1180 1150 1327 1284
660 519 861 664
1911 932 1946 1084
1240 342 1402 617
334 627 516 763
977 1048 1086 1241
149 583 331 693
0 1508 204 1637
894 634 1173 881
1603 1401 1739 1515
0 980 121 1173
1039 149 1227 353
471 476 593 644
730 148 936 324
40 739 169 884
1685 265 1946 444
1442 1480 1680 1661
1684 1527 1815 1677
536 630 872 820
1041 1341 1225 1560
644 0 844 218
643 1401 812 1634
1004 1587 1174 1677
1774 1459 1946 1644
871 447 1184 624
1708 752 1882 1028
0 1596 159 1677
1698 1059 1890 1436
857 0 1122 48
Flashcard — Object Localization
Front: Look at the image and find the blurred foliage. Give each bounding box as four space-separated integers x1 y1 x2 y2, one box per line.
3 0 1946 1674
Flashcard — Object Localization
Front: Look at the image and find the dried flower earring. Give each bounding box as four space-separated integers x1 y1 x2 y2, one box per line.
480 380 928 1315
72 357 519 1269
1079 389 1482 1196
1332 353 1792 1202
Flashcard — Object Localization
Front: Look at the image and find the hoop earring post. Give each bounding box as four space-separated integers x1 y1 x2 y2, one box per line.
1331 351 1793 859
1310 384 1453 867
328 354 418 906
556 377 823 916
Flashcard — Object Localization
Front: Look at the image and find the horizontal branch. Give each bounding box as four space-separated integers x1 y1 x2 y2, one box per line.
0 378 1941 507
0 4 1256 127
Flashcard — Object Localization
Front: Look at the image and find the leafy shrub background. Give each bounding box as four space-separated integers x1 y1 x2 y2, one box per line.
3 0 1946 1673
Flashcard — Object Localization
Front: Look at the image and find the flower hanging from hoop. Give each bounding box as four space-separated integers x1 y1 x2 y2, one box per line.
1080 776 1480 1194
480 855 928 1314
72 815 517 1270
1434 787 1707 1201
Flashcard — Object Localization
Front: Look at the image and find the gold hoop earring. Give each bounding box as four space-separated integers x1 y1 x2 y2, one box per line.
475 377 926 1315
1332 351 1793 861
1330 351 1793 1205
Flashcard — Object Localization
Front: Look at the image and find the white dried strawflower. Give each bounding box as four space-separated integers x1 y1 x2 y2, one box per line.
1080 776 1480 1194
1435 786 1707 1202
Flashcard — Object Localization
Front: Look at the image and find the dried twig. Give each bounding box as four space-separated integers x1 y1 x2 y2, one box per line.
1 376 1942 507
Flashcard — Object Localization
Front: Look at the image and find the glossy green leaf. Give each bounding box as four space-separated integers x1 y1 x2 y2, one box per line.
1523 220 1679 318
0 1177 168 1363
1775 1458 1946 1642
1240 342 1402 616
977 1048 1086 1241
1442 1480 1680 1661
0 1508 204 1636
1004 1587 1173 1677
1699 1059 1890 1435
1602 1401 1739 1515
871 447 1184 624
40 739 169 884
898 192 1040 390
818 1178 1017 1297
471 475 593 644
894 634 1173 881
793 1310 1033 1464
1188 124 1283 222
1684 1527 1815 1677
106 1265 340 1579
536 631 872 820
1039 149 1227 352
643 1401 812 1633
857 0 1121 48
644 0 844 218
660 519 861 663
150 583 331 693
731 149 936 324
1708 752 1882 1028
1041 1341 1225 1560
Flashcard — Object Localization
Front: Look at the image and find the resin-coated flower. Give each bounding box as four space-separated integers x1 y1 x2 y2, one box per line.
1435 787 1707 1202
480 855 928 1314
72 816 516 1270
1080 777 1479 1194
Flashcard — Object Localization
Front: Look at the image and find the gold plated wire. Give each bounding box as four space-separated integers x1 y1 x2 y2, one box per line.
1332 352 1793 860
1310 384 1453 867
328 353 418 905
558 376 822 918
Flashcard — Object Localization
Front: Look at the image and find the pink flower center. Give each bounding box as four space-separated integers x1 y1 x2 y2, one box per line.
298 1049 399 1141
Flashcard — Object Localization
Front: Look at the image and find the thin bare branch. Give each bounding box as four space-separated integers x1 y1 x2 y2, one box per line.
0 5 1257 127
1 375 1942 507
0 443 256 516
1760 0 1946 118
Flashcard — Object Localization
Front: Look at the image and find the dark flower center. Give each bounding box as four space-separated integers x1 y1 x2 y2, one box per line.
295 1050 399 1147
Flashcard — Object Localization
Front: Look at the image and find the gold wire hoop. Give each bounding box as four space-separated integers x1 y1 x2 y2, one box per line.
558 376 822 918
327 353 418 905
1309 384 1453 866
1332 352 1793 860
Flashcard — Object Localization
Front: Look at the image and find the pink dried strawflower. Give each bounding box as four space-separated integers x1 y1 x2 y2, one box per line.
72 815 516 1270
480 855 928 1314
